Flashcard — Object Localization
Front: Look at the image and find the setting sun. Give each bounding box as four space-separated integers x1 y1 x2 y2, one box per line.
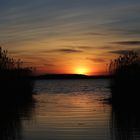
74 67 90 75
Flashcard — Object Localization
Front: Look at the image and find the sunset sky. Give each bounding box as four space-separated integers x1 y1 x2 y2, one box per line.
0 0 140 75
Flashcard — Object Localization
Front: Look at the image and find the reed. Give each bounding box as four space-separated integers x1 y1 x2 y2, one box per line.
0 47 34 97
109 51 140 103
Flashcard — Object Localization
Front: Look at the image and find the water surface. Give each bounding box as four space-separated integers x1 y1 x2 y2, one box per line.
1 79 140 140
24 79 111 140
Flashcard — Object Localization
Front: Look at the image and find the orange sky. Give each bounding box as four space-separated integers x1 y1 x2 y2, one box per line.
0 0 140 75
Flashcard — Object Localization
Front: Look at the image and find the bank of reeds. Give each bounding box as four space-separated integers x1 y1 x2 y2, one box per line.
109 51 140 104
0 47 34 97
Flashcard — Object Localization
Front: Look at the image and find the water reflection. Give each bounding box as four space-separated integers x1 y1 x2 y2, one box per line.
29 92 111 140
27 79 111 140
111 90 140 140
0 94 35 140
1 79 140 140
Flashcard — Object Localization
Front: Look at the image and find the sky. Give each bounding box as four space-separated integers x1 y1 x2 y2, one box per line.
0 0 140 75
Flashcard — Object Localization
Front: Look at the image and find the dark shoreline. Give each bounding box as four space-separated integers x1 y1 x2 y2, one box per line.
34 74 110 80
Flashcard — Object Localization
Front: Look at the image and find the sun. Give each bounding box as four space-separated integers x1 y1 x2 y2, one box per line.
74 67 90 75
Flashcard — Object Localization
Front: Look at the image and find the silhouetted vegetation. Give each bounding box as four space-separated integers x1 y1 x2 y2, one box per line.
109 51 140 104
111 99 140 140
0 95 35 140
0 47 35 140
0 47 34 96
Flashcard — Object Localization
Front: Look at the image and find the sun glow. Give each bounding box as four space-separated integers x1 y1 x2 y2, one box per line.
74 67 90 75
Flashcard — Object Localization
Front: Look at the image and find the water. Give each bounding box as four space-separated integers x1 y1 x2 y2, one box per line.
1 79 140 140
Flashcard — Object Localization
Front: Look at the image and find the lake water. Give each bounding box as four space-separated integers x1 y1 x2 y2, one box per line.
1 79 140 140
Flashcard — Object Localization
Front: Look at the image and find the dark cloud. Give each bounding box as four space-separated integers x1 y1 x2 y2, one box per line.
109 49 140 55
40 48 83 54
78 45 112 50
78 46 93 50
43 63 56 67
111 41 140 45
50 48 83 54
109 50 131 55
86 57 106 63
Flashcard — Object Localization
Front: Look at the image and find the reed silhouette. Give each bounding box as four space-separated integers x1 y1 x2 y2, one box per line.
0 47 34 96
0 95 36 140
0 47 35 139
108 51 140 139
109 51 140 104
111 95 140 140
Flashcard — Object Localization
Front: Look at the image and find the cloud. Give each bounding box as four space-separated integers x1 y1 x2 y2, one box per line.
43 63 56 67
78 46 93 50
109 50 131 55
86 57 106 63
111 41 140 45
84 32 105 36
78 45 112 50
109 49 140 55
37 48 83 54
49 48 83 54
99 46 113 50
109 29 140 36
